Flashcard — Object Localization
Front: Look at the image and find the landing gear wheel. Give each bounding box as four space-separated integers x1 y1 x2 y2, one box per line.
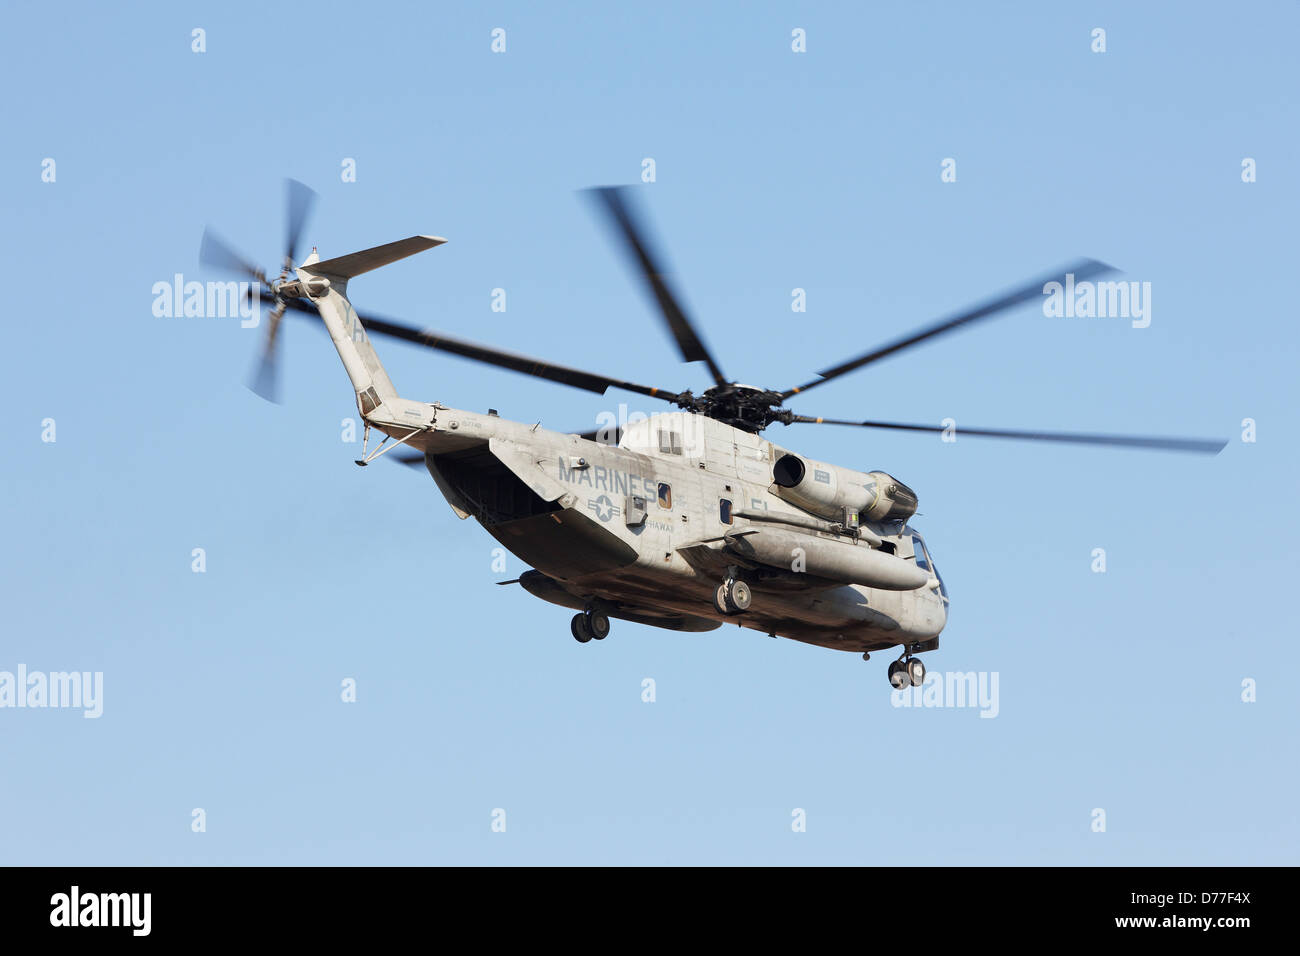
887 660 910 690
570 613 593 643
906 657 926 687
588 611 610 641
715 578 752 615
714 584 731 615
728 579 752 612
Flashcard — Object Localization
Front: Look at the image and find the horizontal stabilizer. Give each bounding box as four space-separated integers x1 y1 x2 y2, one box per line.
306 235 446 279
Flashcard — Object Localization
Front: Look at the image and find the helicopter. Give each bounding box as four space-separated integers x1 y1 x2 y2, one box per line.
200 181 1226 691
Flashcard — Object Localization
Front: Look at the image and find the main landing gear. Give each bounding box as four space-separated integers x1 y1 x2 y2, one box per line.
886 648 926 690
713 576 751 616
570 608 611 643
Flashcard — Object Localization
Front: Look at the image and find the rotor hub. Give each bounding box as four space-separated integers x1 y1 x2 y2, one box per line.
695 383 786 432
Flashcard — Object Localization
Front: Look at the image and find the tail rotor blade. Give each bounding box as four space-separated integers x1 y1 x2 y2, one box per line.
200 227 266 284
285 178 317 267
248 302 287 403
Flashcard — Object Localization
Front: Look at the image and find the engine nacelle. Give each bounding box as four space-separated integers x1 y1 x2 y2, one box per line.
771 453 918 524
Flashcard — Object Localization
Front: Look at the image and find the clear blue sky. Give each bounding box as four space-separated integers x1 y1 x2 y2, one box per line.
2 1 1296 865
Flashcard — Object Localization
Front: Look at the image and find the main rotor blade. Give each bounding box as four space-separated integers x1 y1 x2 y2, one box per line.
781 259 1116 400
785 415 1227 455
262 292 685 403
587 186 728 387
285 178 317 266
199 228 266 283
575 426 622 446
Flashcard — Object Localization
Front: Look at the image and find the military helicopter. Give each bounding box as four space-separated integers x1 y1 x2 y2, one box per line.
200 181 1225 690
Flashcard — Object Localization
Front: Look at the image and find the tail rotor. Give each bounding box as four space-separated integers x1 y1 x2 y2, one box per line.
199 178 318 402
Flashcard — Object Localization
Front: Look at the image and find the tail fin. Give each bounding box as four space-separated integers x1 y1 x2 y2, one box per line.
297 236 445 418
307 235 446 280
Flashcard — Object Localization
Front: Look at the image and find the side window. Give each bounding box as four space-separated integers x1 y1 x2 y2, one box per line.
911 535 931 572
658 430 683 455
657 482 672 509
719 499 733 524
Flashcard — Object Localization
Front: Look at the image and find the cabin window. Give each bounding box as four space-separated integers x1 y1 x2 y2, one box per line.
657 482 672 509
911 535 931 572
719 499 733 524
657 429 683 455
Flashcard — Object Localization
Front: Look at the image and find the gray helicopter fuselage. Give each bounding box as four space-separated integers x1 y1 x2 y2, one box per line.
389 405 948 655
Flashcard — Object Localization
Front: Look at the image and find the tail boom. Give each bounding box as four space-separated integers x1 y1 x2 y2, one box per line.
295 236 445 426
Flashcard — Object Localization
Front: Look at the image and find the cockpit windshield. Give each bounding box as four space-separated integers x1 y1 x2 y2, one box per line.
912 533 949 606
911 535 931 572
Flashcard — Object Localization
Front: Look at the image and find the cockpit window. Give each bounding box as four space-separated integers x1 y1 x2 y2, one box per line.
911 535 931 572
913 534 949 606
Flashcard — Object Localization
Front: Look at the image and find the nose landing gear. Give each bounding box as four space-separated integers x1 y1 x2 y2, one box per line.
571 608 611 643
886 649 926 689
